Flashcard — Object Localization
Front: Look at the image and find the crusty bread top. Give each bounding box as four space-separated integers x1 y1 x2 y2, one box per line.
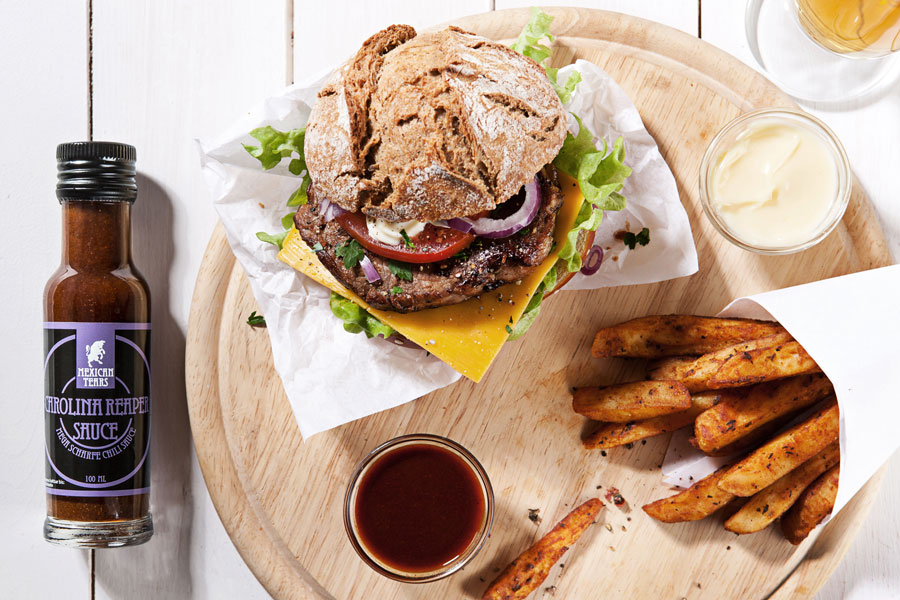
304 25 567 222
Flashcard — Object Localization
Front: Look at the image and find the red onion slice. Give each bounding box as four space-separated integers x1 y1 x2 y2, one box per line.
446 217 474 233
446 177 541 239
580 246 604 275
359 255 381 283
319 198 346 222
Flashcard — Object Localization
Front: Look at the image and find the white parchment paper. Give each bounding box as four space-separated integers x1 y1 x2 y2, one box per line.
197 60 698 438
663 265 900 521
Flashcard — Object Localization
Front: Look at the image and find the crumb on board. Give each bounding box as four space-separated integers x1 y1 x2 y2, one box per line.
604 487 627 508
528 508 542 525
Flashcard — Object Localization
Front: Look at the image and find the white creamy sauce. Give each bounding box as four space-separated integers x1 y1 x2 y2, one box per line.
365 217 426 245
711 119 837 248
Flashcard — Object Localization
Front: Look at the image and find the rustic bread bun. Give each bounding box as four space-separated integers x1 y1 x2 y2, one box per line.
305 25 568 222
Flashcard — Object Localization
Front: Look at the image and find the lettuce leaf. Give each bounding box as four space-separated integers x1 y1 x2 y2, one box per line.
329 292 396 339
553 116 631 271
510 7 555 65
508 267 557 340
243 125 306 173
244 125 312 244
547 68 582 104
511 8 582 104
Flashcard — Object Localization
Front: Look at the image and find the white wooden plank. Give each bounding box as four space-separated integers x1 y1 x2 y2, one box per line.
90 1 289 598
0 0 93 595
701 4 900 600
496 0 699 35
293 0 492 80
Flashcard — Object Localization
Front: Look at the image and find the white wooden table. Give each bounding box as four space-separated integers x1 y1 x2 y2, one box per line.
2 1 897 598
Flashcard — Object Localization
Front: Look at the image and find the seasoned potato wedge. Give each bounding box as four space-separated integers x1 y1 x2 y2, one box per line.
717 400 839 497
592 315 787 358
781 465 841 545
691 416 791 457
642 466 735 523
573 381 691 422
694 374 833 454
724 441 839 534
481 498 603 600
646 356 696 380
648 332 794 393
707 341 820 389
583 392 720 450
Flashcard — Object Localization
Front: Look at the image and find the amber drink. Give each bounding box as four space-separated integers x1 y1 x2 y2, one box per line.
796 0 900 56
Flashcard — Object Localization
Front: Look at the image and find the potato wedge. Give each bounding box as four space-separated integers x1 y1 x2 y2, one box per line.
642 465 735 523
646 356 696 380
591 315 787 358
724 441 840 534
481 498 603 600
648 332 794 393
781 464 840 545
573 381 691 422
583 391 720 450
691 415 791 457
707 341 820 389
717 400 839 497
694 374 834 454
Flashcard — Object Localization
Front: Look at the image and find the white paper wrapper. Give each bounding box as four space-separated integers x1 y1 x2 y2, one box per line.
197 60 697 438
663 265 900 521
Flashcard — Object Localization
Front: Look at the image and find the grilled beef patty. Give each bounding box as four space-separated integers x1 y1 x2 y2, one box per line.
294 166 564 312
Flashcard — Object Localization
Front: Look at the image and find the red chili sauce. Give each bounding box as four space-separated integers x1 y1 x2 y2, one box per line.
354 443 485 573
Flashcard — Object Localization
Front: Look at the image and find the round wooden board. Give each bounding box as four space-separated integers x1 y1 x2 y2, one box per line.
186 8 892 600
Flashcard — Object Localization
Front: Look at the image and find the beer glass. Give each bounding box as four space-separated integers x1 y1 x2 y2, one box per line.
746 0 900 103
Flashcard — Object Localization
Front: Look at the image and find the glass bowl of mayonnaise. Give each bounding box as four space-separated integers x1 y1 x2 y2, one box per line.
699 108 851 254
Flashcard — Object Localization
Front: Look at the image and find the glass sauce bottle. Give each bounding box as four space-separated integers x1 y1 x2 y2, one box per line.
43 142 153 547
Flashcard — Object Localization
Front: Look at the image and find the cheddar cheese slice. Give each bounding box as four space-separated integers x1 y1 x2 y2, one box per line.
278 174 583 382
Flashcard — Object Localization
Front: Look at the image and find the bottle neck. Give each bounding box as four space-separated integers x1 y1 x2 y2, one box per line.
61 201 132 271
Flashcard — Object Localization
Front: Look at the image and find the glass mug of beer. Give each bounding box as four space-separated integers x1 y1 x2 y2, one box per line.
797 0 900 57
747 0 900 102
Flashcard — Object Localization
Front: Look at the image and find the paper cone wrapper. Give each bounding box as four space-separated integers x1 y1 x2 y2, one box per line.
663 264 900 520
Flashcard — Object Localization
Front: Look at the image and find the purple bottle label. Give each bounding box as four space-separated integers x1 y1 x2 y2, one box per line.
44 322 151 497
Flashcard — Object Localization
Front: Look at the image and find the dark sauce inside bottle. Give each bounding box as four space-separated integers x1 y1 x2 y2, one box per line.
354 443 485 573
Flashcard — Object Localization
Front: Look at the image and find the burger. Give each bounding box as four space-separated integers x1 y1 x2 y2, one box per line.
296 24 590 313
247 14 631 381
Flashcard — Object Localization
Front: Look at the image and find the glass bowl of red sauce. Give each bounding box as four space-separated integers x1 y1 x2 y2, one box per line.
343 433 494 583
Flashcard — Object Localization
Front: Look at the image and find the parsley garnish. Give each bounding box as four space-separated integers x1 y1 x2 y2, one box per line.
312 242 324 253
388 261 413 282
400 229 414 249
505 324 513 334
247 311 266 327
623 227 651 250
391 286 403 295
452 250 469 261
335 240 365 268
256 230 288 249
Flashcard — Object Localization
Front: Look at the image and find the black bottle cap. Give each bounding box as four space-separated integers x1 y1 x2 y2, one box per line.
56 141 138 202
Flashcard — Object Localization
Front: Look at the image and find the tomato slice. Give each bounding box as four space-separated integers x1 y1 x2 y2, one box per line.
334 211 476 264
